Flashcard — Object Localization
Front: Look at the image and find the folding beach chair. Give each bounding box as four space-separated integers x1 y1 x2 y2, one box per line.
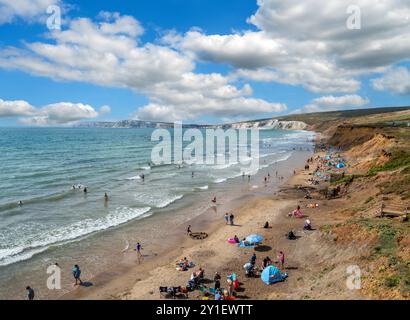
159 286 169 299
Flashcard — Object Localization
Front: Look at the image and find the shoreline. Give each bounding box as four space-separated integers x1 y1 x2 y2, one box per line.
60 149 314 300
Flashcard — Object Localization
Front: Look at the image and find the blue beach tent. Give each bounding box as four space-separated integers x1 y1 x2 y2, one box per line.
261 265 288 285
245 234 264 244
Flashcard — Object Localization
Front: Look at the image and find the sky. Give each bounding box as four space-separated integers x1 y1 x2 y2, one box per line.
0 0 409 126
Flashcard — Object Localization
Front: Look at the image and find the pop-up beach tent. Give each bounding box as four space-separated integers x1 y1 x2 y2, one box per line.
261 265 288 285
245 234 264 244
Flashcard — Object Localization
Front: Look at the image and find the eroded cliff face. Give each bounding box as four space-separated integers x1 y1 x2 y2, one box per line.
77 119 308 130
227 119 308 130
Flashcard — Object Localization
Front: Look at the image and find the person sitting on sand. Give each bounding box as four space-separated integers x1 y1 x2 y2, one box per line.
289 205 303 218
262 256 272 268
234 235 240 243
193 268 204 282
304 219 312 231
264 221 270 229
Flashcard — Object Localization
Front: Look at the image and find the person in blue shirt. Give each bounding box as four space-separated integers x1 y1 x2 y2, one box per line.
72 264 83 286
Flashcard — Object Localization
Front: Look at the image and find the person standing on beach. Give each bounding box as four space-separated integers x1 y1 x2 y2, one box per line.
26 286 35 300
214 272 221 290
250 253 257 266
278 251 285 270
187 225 192 235
229 213 235 226
72 265 83 286
104 193 109 201
212 196 217 204
224 213 229 225
135 242 143 257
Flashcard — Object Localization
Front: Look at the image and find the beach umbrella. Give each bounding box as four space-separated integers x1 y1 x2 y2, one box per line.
336 163 346 169
245 234 264 244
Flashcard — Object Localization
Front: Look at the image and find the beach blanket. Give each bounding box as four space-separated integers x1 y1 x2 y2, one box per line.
239 241 255 248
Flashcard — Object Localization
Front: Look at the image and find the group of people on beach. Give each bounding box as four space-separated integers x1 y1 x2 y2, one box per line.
26 264 84 300
224 212 235 225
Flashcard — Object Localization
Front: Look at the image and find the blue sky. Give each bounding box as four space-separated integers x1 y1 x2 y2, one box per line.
0 0 409 126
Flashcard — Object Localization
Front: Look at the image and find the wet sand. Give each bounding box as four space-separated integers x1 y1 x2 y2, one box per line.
61 150 314 300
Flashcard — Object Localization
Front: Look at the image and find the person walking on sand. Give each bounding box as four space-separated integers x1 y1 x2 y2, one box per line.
278 251 285 270
229 213 235 226
135 242 143 257
26 286 35 300
72 265 83 286
187 225 192 235
224 213 229 225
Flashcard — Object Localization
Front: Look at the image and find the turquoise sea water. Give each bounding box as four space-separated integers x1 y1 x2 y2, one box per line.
0 127 314 298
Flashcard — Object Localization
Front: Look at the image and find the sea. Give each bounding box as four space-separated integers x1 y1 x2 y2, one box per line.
0 127 315 299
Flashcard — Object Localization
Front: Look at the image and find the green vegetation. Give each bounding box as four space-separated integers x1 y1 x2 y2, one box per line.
331 174 363 186
385 276 400 288
365 196 374 204
378 175 410 199
279 107 410 126
340 218 409 295
368 150 410 176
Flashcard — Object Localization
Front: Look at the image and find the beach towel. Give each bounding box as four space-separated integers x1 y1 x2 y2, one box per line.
239 241 255 248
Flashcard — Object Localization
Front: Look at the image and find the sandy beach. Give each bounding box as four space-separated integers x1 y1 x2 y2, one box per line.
62 115 410 301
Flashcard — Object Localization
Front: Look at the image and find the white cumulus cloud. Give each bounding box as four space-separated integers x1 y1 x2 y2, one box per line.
295 95 370 113
166 0 410 94
372 67 410 95
0 0 61 24
0 98 110 126
0 13 285 121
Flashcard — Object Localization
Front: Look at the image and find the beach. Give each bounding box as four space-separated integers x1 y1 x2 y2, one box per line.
63 117 410 301
61 149 314 300
1 110 409 300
